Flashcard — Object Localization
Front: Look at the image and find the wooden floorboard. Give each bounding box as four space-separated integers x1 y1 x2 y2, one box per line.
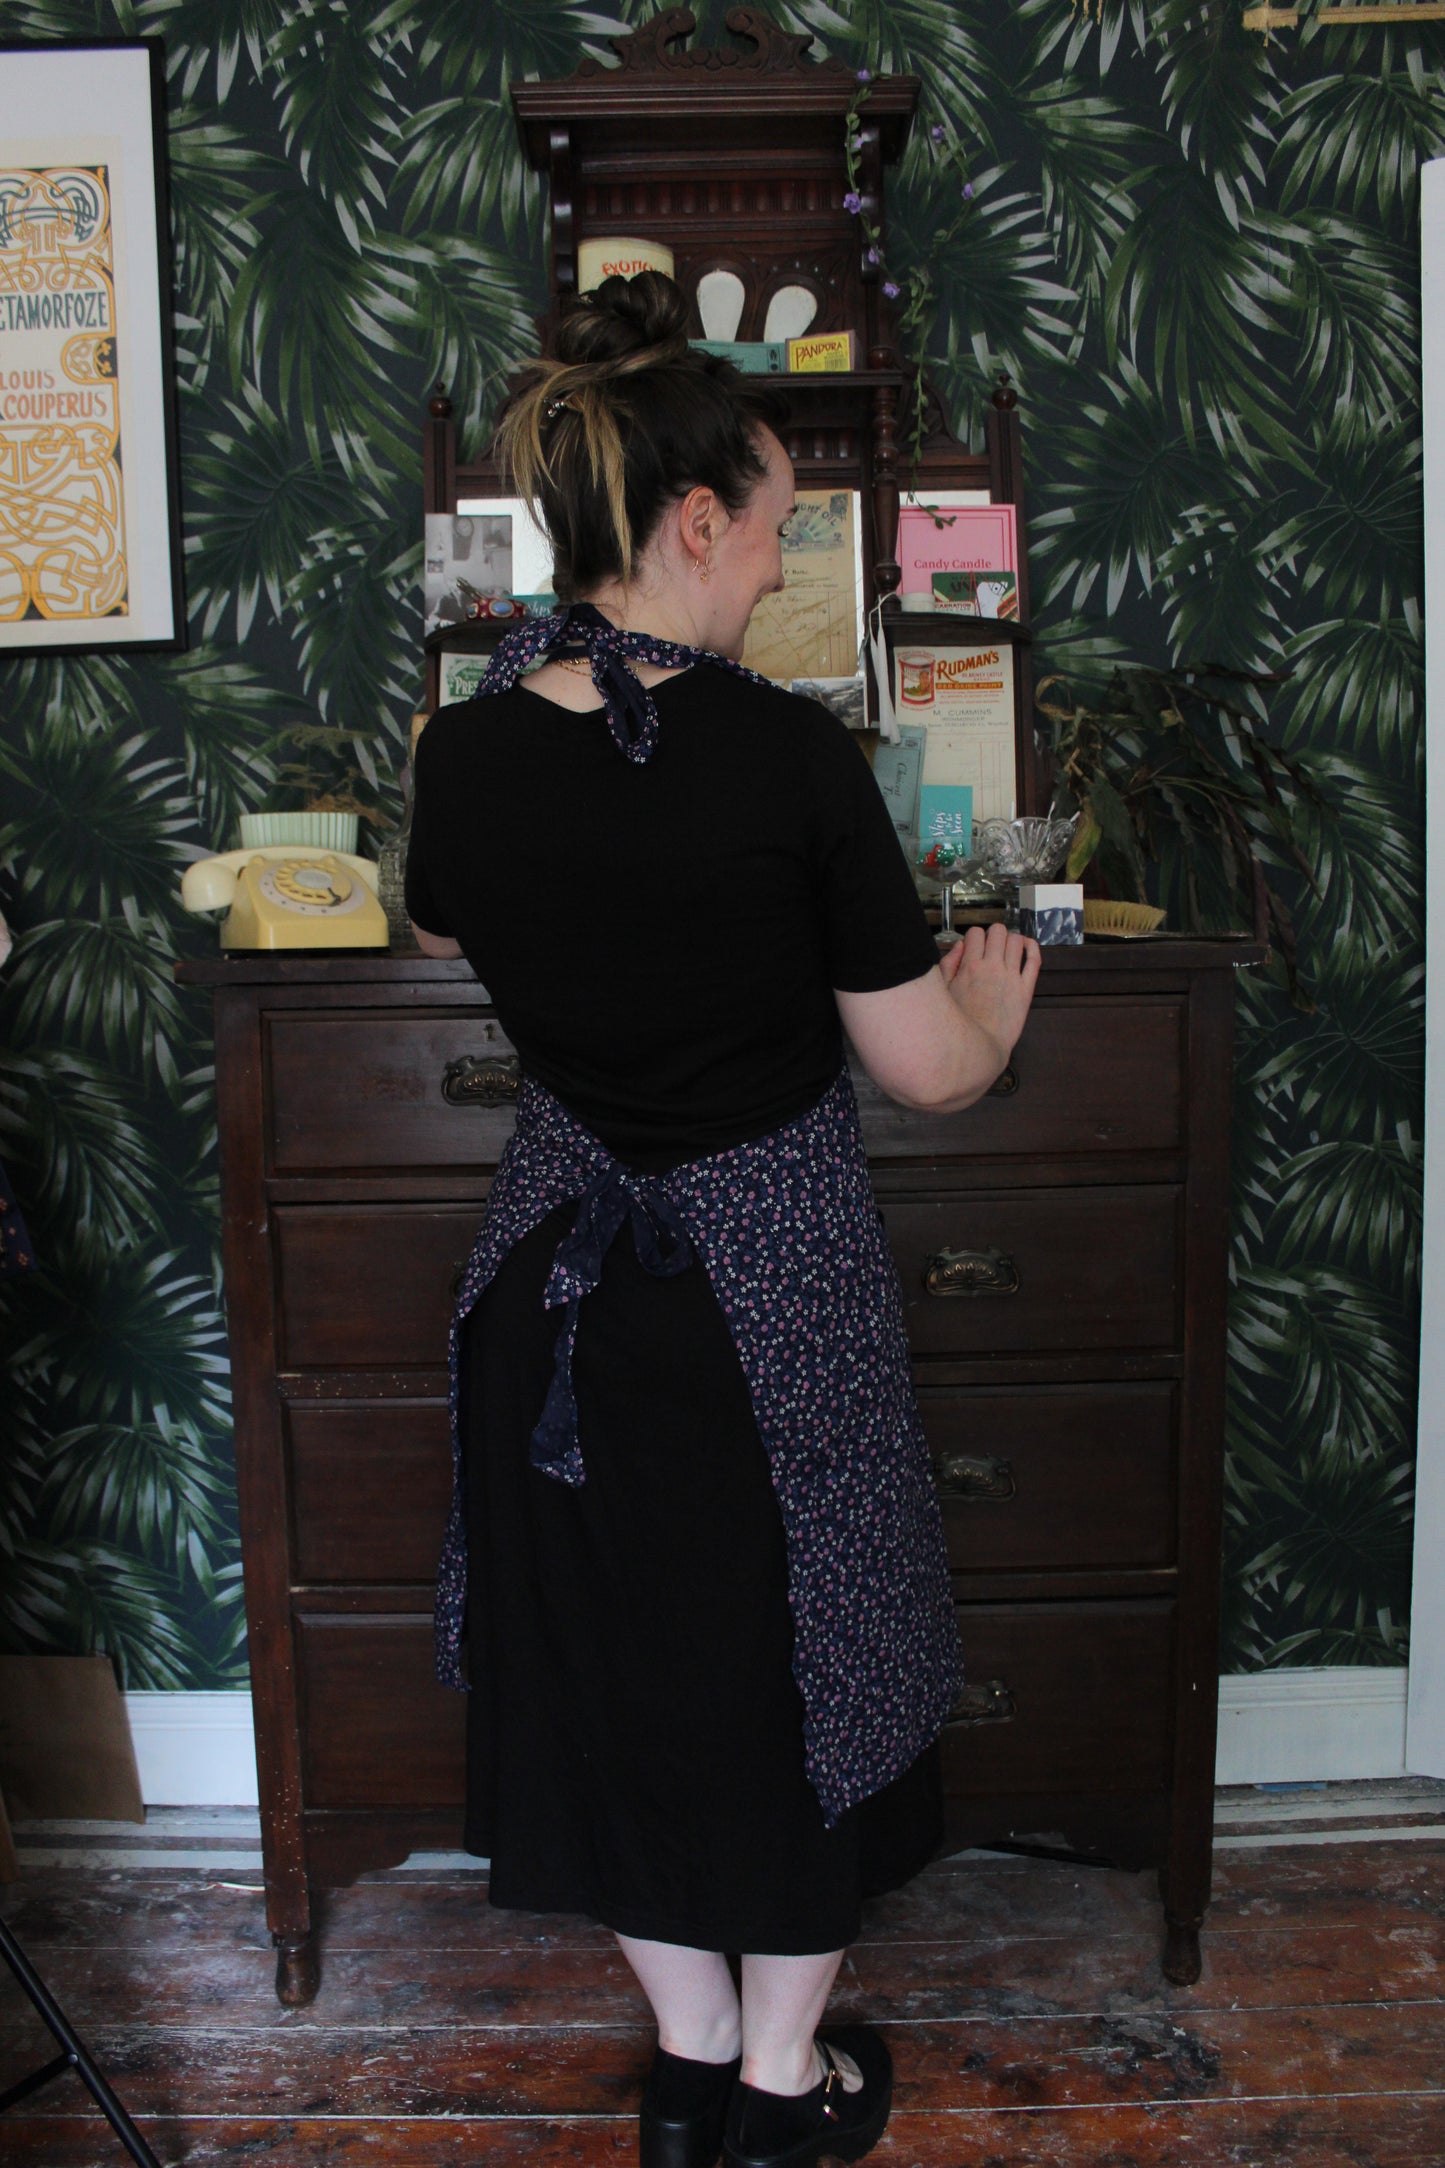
2 2097 1444 2168
2 1839 1442 2164
1 2003 1442 2116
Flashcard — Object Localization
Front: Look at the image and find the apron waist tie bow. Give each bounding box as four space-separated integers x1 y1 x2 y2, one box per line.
530 1162 694 1485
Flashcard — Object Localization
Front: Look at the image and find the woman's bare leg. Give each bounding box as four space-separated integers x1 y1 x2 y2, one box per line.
739 1952 864 2095
614 1933 742 2061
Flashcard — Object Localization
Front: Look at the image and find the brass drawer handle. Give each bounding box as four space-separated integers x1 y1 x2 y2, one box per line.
924 1245 1020 1298
988 1061 1019 1097
933 1451 1016 1501
947 1679 1017 1727
442 1055 520 1106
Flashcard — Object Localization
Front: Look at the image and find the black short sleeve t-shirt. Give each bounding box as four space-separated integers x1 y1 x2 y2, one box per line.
405 663 937 1169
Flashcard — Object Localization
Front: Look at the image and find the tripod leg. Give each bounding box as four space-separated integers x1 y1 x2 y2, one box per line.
0 1917 162 2167
0 2051 73 2113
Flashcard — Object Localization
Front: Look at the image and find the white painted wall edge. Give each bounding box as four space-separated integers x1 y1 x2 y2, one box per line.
1216 1667 1407 1785
126 1671 1411 1807
125 1692 260 1807
1410 156 1445 1776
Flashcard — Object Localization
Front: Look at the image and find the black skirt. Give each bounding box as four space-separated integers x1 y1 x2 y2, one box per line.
460 1201 944 1955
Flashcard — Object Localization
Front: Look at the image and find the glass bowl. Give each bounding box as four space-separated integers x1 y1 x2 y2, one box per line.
971 815 1077 883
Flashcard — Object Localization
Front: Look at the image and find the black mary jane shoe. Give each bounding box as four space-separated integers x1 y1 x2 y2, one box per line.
640 2045 744 2168
722 2027 893 2168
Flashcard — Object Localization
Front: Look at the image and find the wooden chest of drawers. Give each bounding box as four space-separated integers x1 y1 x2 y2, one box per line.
178 942 1257 2003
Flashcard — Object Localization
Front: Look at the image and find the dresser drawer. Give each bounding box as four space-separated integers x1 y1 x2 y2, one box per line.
885 1186 1180 1356
267 1011 519 1172
943 1601 1174 1795
274 1190 1180 1371
274 1206 479 1368
296 1616 465 1809
919 1384 1176 1572
854 996 1184 1160
288 1389 1177 1584
287 1404 451 1583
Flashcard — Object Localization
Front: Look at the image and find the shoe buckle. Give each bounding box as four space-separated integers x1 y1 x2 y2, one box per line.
820 2062 840 2122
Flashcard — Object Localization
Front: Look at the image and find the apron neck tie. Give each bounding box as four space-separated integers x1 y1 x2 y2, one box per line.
471 600 774 764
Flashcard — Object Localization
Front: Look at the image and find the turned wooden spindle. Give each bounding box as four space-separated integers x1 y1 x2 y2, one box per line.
869 344 901 609
425 384 454 523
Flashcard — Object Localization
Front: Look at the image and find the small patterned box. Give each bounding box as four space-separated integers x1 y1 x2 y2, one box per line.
1018 882 1083 946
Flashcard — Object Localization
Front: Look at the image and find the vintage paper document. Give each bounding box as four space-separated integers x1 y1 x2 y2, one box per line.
893 644 1017 825
873 723 925 843
0 154 129 625
743 489 861 685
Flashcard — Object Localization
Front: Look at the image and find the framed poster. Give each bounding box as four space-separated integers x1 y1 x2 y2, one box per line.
893 643 1018 826
424 512 513 636
742 488 864 688
454 494 556 598
0 38 184 653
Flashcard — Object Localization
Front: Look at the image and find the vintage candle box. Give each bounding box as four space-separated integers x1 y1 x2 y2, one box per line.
786 330 858 372
577 235 676 290
897 504 1017 600
931 569 1019 619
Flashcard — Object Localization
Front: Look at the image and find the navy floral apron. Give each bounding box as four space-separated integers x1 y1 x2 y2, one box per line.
435 1069 963 1829
431 605 963 1827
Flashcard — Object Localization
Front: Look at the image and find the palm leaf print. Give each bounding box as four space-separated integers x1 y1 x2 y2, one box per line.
1 2 1437 1689
411 0 633 99
0 1051 161 1266
1281 214 1418 429
394 96 546 251
1009 81 1142 307
1275 62 1445 225
777 0 1000 143
1030 361 1225 616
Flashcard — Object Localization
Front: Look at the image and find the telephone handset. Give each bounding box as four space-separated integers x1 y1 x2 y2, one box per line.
181 846 389 950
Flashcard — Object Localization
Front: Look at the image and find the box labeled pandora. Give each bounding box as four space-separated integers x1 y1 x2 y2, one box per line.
1018 883 1083 946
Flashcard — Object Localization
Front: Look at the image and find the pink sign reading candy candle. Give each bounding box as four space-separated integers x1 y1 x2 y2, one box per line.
896 504 1017 601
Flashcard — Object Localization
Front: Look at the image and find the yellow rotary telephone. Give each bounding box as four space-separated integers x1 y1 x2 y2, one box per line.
181 847 389 950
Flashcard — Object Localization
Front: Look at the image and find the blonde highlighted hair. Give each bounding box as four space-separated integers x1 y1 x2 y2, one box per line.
493 272 787 599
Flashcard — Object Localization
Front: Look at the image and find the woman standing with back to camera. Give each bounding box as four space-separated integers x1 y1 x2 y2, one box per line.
405 272 1039 2168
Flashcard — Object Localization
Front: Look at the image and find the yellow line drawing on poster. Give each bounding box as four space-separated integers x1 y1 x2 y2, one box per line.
742 489 859 685
0 159 128 623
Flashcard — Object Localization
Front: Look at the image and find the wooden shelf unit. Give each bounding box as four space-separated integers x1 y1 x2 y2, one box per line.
422 6 1044 810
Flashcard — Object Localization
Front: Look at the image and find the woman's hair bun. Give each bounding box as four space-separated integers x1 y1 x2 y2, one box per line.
493 267 786 595
554 270 690 370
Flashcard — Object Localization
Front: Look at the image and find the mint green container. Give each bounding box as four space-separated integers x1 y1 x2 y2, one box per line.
238 811 360 854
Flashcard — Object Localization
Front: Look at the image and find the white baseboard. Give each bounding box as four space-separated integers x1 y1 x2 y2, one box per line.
124 1692 259 1806
1215 1667 1409 1785
123 1669 1411 1808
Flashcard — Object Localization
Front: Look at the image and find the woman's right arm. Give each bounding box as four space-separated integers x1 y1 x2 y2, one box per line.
835 923 1040 1115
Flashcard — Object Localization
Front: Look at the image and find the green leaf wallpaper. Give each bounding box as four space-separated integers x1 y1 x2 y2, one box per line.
0 0 1436 1685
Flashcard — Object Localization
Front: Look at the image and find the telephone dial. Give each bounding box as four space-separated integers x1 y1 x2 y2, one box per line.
181 847 389 951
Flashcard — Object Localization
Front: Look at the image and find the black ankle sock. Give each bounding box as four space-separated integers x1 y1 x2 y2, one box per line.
645 2046 742 2119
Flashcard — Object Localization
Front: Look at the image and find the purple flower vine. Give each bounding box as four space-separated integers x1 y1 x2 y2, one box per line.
841 65 978 476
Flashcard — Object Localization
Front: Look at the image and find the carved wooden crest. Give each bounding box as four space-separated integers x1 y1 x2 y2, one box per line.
576 5 852 78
